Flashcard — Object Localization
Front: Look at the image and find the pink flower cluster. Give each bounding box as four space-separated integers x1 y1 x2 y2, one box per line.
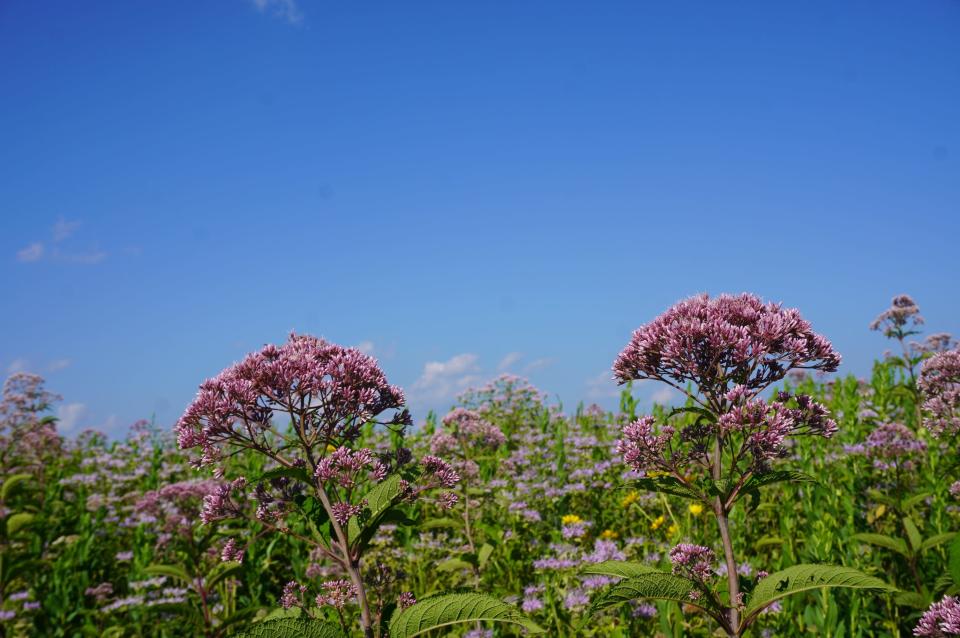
871 294 924 337
176 333 410 466
920 349 960 438
316 580 358 609
669 543 716 582
915 596 960 637
315 447 387 487
613 293 840 400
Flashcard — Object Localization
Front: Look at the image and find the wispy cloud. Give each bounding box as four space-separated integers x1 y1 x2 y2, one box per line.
412 353 480 401
48 359 72 372
52 216 81 242
585 371 619 399
15 217 106 265
523 357 554 373
497 352 522 371
6 358 28 374
57 403 87 432
356 341 375 355
16 243 44 263
251 0 303 24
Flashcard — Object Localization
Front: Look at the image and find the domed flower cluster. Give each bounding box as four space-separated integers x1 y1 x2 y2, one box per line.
669 543 716 583
915 596 960 637
614 295 840 480
431 408 506 458
870 294 924 337
176 333 410 467
920 349 960 438
613 293 840 402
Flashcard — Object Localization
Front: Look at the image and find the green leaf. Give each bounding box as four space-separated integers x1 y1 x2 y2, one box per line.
579 561 657 579
851 533 909 557
388 593 544 637
743 565 896 621
629 476 702 500
347 474 403 544
235 618 345 638
894 591 929 609
144 564 193 584
949 535 960 588
478 543 494 569
903 518 922 553
5 512 35 536
588 572 718 617
436 558 473 573
258 466 311 484
419 517 461 530
1 473 32 501
206 560 244 590
922 532 957 553
743 471 817 491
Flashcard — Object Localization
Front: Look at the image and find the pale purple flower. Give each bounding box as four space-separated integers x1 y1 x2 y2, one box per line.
397 592 416 609
920 349 960 438
316 580 357 609
915 596 960 636
669 544 716 582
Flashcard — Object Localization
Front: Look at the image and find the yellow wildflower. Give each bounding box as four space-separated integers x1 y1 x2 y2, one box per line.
325 444 337 453
620 491 640 508
688 503 704 516
667 523 679 536
600 529 619 540
561 514 583 525
650 515 665 531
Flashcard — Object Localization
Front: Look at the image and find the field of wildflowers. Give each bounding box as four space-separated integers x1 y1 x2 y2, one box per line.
3 293 960 637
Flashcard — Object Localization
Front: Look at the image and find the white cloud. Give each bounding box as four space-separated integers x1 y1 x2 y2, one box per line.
52 217 81 242
48 359 72 372
497 352 522 371
16 243 44 262
61 250 107 264
412 353 480 400
57 403 88 432
356 341 375 355
6 358 28 374
251 0 303 24
523 357 553 373
648 386 676 405
585 370 620 399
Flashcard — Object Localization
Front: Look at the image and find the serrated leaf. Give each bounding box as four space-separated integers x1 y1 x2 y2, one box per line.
579 561 657 580
347 474 403 544
1 473 32 501
894 591 929 609
588 572 718 617
743 564 896 621
235 618 345 638
922 532 956 552
258 466 311 484
144 564 193 584
388 593 544 637
904 518 922 553
851 533 909 557
948 535 960 586
630 476 702 500
743 471 817 491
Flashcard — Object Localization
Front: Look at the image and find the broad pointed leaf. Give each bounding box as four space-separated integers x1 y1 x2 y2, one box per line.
580 561 656 579
851 533 909 557
235 618 346 638
388 593 544 637
743 564 896 621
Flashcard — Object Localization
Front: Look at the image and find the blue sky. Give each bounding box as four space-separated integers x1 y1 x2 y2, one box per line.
1 0 958 437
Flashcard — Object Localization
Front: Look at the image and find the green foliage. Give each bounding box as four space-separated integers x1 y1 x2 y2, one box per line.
235 617 346 638
388 593 545 637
